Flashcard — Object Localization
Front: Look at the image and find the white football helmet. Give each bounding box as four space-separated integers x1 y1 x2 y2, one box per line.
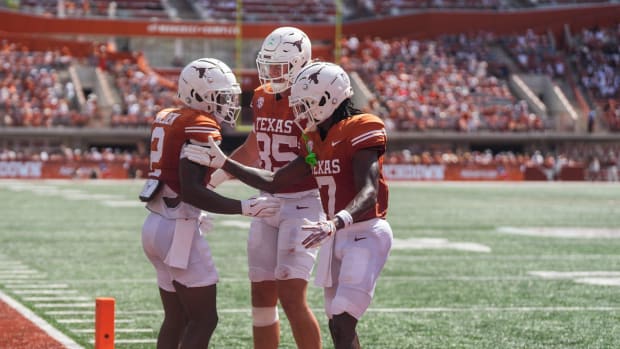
177 58 241 127
256 26 312 94
289 62 354 132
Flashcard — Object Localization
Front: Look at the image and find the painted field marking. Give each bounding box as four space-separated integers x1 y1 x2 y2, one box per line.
102 200 144 207
530 270 620 287
392 238 491 253
22 296 91 302
58 318 133 324
0 270 42 275
116 305 620 316
71 328 153 334
14 289 78 295
89 339 157 344
0 289 83 349
1 274 47 279
46 310 93 315
498 226 620 238
34 303 94 308
7 284 69 289
389 254 620 261
0 181 138 207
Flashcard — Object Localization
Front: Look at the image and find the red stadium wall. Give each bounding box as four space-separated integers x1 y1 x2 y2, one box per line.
1 5 619 42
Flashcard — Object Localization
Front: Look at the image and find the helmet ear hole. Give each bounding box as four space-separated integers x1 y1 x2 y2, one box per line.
319 96 326 106
194 93 203 103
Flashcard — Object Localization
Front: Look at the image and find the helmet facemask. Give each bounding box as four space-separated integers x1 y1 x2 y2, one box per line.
289 62 354 133
209 85 241 127
291 96 323 132
177 58 241 127
256 56 292 94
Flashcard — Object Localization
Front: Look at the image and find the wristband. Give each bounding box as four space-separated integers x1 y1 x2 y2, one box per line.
335 210 353 228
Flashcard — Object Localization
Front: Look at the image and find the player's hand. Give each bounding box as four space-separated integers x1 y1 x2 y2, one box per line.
301 218 336 249
198 211 214 235
184 136 227 168
241 196 280 217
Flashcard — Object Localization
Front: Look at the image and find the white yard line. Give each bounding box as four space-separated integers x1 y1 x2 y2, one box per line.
0 289 83 349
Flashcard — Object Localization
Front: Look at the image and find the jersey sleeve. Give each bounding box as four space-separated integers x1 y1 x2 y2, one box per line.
348 114 387 154
185 113 222 145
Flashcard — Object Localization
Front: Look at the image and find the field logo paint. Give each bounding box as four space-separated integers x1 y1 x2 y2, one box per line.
530 271 620 287
498 227 620 239
392 238 491 253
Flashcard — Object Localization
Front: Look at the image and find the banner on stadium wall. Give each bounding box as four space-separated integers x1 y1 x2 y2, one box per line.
383 164 524 181
0 161 130 179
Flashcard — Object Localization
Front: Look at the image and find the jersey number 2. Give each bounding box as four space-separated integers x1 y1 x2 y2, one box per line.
149 126 164 177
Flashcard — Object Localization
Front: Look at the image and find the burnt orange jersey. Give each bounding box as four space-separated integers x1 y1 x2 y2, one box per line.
251 86 317 193
302 113 389 220
147 107 222 194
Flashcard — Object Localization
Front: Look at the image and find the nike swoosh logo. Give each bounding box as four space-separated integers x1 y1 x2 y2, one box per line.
296 205 308 210
354 236 366 242
331 140 342 147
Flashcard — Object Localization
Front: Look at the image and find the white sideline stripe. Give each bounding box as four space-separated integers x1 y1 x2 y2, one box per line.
58 319 133 324
35 303 93 308
0 289 83 349
71 328 153 333
14 289 78 295
89 339 157 344
22 296 91 302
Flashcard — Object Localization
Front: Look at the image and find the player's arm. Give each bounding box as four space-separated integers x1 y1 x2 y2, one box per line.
208 131 260 188
179 157 279 217
339 147 382 226
179 157 244 214
185 136 312 193
228 130 260 166
223 154 311 193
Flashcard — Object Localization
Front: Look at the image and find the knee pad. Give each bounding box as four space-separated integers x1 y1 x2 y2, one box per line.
252 306 279 327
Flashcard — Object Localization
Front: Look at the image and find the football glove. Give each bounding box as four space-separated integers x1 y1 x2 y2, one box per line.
301 218 336 249
241 196 280 217
184 136 227 169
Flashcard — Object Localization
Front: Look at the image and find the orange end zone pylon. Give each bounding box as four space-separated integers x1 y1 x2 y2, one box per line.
95 297 115 349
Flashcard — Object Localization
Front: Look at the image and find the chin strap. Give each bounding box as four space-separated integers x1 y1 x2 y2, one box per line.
302 133 317 167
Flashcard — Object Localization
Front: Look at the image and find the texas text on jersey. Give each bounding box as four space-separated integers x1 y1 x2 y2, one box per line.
302 113 389 220
251 86 317 194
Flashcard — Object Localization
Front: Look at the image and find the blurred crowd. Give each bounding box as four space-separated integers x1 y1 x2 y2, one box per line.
0 41 89 127
342 32 546 132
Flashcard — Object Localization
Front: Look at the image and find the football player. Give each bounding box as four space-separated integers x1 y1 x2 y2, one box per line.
185 61 393 349
140 58 280 349
205 27 322 349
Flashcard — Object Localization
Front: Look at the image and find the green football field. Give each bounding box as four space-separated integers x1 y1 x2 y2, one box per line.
1 180 619 349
